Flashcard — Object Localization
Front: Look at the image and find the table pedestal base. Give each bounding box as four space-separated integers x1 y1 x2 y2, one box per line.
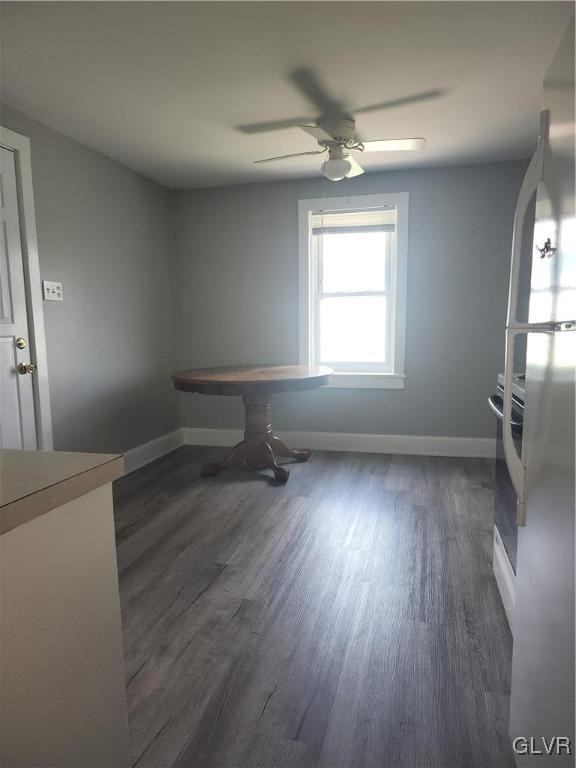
200 393 311 483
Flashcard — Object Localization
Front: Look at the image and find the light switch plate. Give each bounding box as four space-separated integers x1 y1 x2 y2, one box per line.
43 280 63 301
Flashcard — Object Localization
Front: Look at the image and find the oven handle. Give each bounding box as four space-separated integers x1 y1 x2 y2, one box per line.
487 394 523 428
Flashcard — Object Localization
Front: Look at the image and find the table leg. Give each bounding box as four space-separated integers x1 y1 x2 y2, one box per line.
200 392 312 483
262 441 290 484
200 439 248 477
240 393 286 482
269 436 311 463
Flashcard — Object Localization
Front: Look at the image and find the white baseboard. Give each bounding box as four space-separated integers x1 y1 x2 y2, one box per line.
123 429 185 473
122 427 495 475
182 427 495 458
493 526 516 633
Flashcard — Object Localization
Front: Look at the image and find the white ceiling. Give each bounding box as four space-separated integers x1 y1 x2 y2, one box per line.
1 2 572 189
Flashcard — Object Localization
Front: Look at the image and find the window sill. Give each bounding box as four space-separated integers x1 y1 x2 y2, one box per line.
325 373 406 390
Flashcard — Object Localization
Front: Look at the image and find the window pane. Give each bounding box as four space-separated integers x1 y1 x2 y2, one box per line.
320 231 387 293
320 296 387 363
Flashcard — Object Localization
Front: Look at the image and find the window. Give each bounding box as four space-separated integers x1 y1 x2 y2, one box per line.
298 193 408 389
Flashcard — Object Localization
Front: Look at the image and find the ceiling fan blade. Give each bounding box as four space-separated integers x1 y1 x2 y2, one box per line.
254 150 326 164
362 137 426 152
354 89 444 115
289 67 344 114
298 124 335 142
345 155 365 178
237 117 314 134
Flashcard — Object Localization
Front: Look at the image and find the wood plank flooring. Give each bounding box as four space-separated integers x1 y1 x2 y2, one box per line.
114 446 515 768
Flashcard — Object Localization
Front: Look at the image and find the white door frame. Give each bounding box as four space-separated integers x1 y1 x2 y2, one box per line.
0 126 53 450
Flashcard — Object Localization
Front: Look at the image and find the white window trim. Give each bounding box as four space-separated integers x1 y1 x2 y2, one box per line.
0 126 53 449
298 193 408 390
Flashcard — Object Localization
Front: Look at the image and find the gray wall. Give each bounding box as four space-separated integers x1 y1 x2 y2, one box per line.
1 100 529 447
1 104 179 453
172 161 527 438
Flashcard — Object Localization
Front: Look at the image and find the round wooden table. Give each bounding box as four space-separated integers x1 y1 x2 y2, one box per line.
173 365 332 483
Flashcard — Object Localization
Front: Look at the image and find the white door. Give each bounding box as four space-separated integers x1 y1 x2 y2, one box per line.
0 146 37 449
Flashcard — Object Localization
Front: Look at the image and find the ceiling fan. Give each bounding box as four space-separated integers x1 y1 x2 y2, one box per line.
239 68 442 181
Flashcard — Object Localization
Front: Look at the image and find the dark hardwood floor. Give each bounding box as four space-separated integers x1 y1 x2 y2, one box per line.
114 446 515 768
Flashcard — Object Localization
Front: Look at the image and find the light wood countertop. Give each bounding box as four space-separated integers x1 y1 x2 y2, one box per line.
0 450 124 535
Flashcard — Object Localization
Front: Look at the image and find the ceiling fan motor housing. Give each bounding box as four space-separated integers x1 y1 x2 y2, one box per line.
317 115 357 146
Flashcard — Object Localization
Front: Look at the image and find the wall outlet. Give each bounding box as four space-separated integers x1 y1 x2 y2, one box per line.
43 280 63 301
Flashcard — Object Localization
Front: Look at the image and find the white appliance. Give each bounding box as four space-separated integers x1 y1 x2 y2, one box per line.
504 18 575 766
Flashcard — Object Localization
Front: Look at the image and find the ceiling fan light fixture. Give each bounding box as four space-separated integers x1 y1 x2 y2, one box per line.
322 157 352 181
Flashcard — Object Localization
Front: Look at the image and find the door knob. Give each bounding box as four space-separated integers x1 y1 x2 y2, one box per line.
17 362 36 375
